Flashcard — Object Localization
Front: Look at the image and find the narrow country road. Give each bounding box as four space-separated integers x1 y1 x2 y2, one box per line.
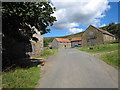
36 48 118 88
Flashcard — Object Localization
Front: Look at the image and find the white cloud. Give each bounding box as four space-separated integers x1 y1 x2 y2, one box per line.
68 28 83 34
51 0 110 30
99 24 106 27
108 0 120 2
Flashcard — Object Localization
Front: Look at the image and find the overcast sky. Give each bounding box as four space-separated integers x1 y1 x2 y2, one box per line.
44 0 118 37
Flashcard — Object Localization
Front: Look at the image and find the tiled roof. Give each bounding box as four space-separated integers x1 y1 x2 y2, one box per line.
55 38 71 42
71 37 82 41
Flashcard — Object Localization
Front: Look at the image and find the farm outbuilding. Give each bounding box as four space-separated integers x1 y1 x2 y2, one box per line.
52 38 71 49
71 37 82 47
29 27 43 57
82 25 116 46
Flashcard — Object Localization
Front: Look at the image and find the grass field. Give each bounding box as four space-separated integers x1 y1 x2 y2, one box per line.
77 43 119 68
98 50 119 68
76 43 118 53
2 67 40 88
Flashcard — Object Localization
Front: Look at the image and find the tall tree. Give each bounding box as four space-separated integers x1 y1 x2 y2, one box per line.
2 2 57 41
2 2 57 70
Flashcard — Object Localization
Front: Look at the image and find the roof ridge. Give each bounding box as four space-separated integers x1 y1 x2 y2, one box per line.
72 37 82 38
55 38 70 42
71 37 82 41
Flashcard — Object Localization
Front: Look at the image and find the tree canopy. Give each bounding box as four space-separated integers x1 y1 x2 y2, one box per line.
2 2 57 41
107 23 120 39
2 2 57 70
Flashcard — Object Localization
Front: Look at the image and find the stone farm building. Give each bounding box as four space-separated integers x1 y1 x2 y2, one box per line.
29 27 43 57
82 25 116 46
52 38 71 49
71 37 82 47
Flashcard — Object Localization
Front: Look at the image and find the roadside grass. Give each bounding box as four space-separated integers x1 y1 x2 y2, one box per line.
2 67 40 88
0 74 2 89
2 49 58 88
98 50 119 68
76 43 119 68
76 43 118 53
2 49 58 89
37 49 58 58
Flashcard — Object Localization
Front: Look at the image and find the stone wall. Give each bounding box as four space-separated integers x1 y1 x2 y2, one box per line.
58 42 71 49
52 39 58 49
29 27 43 57
30 39 43 57
103 34 116 43
82 26 104 46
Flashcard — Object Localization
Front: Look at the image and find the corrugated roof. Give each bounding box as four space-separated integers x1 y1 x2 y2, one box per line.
71 37 82 41
55 38 71 42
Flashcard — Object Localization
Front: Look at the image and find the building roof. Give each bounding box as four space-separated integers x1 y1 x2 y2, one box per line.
98 28 114 36
71 37 82 41
90 25 114 37
55 38 71 42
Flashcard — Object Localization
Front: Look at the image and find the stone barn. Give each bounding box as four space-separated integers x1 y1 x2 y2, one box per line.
71 37 82 47
29 27 43 57
82 25 116 46
52 38 71 49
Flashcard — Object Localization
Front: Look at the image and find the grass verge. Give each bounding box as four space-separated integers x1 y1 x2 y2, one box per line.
2 67 40 88
98 50 119 68
37 49 58 58
2 49 58 88
76 43 118 53
76 43 119 68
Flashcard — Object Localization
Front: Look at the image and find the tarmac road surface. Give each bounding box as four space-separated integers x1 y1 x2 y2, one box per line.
36 48 118 88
